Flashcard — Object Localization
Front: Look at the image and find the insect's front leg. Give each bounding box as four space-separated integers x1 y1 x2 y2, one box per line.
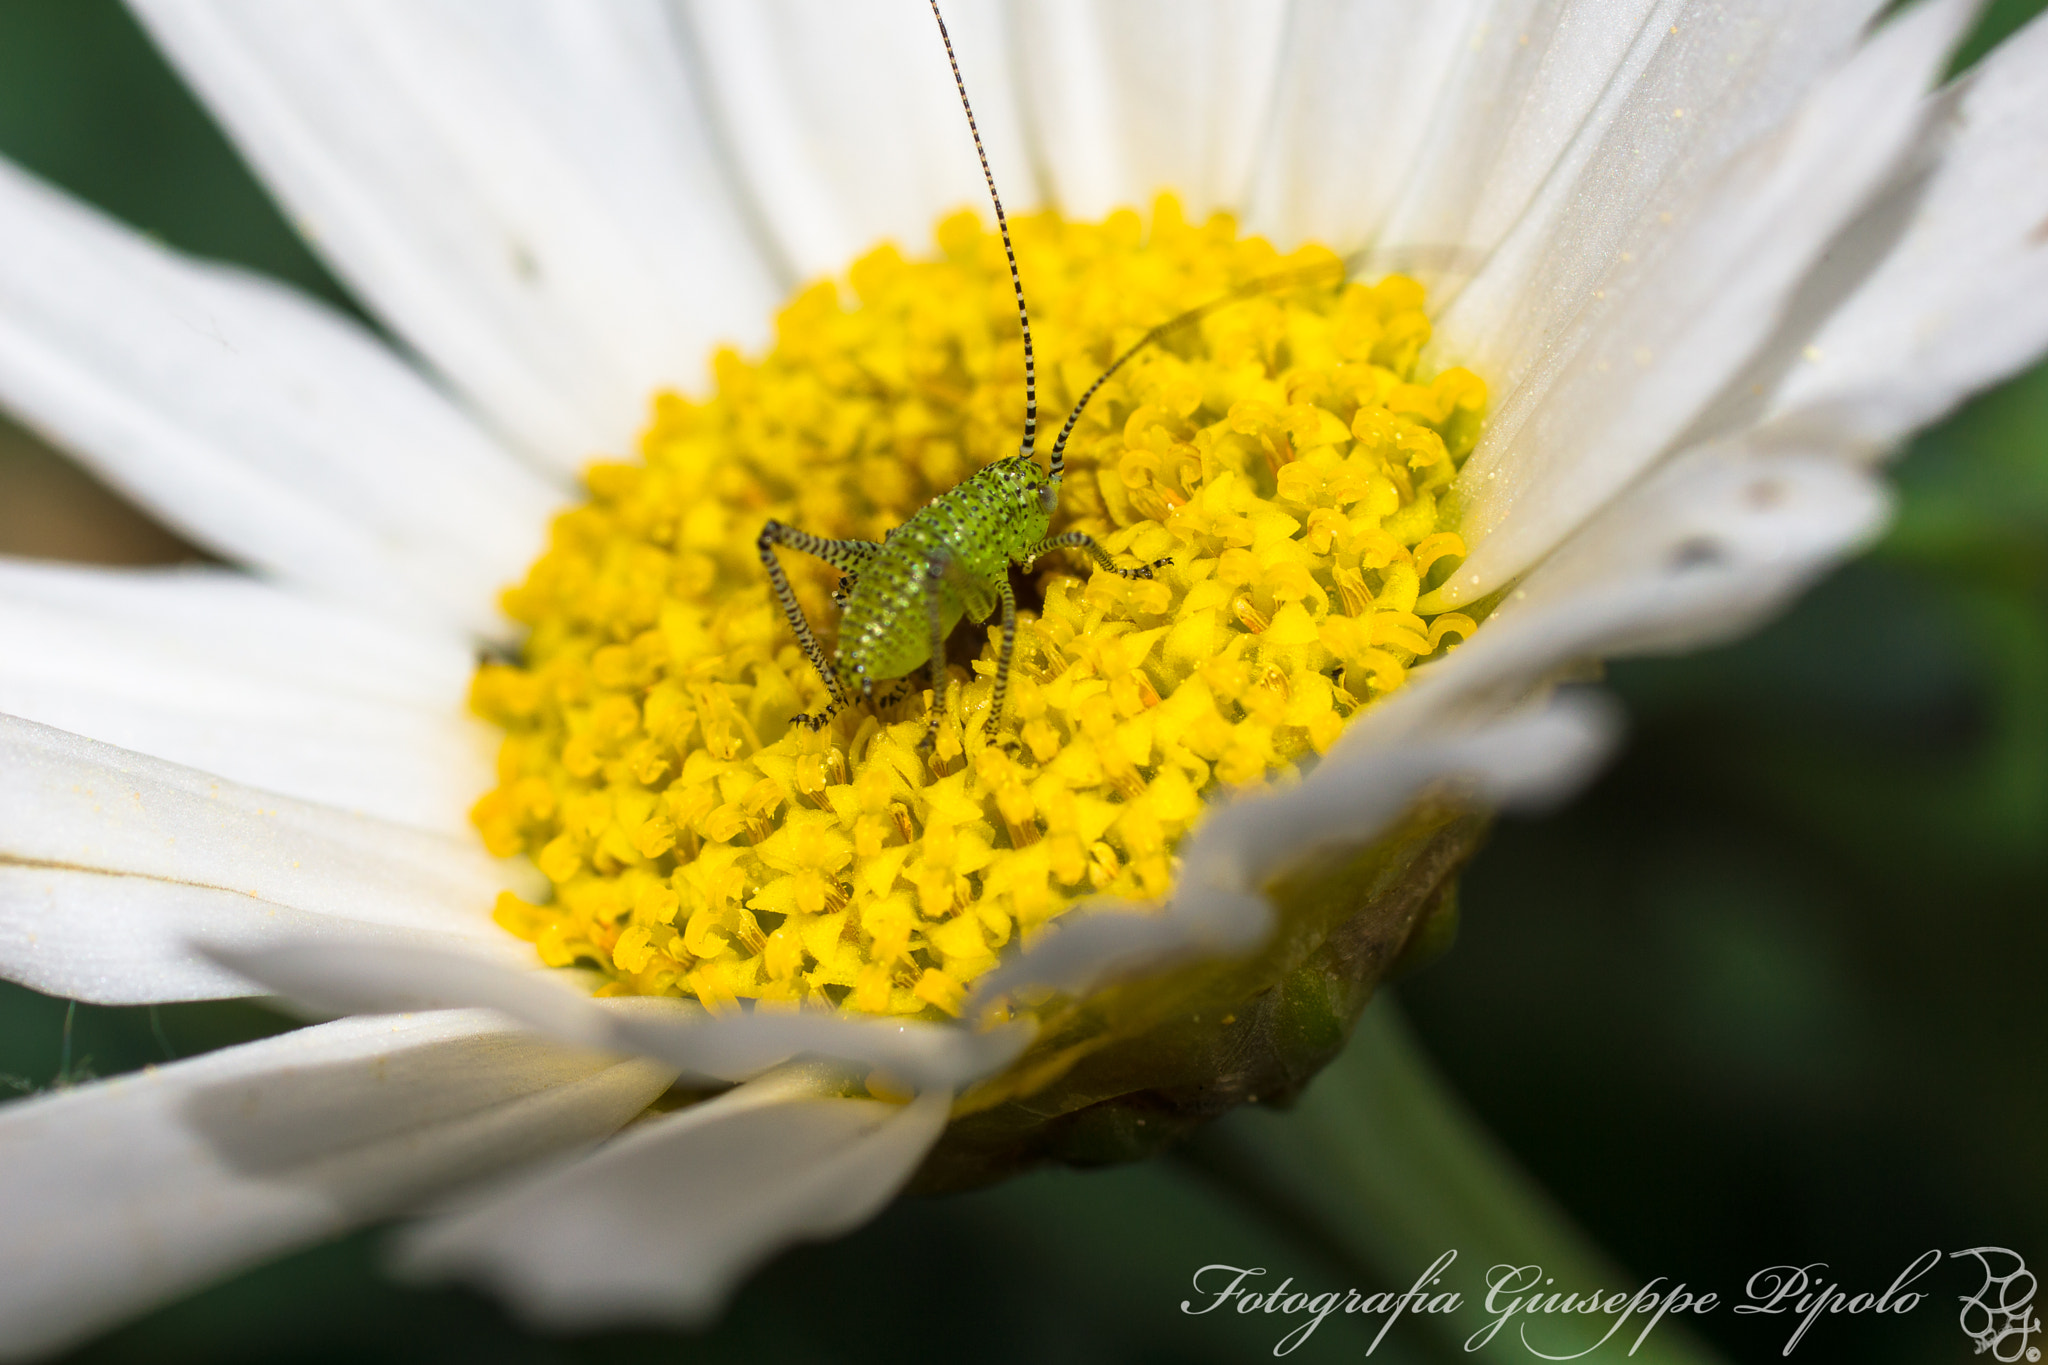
1022 531 1172 580
758 520 850 730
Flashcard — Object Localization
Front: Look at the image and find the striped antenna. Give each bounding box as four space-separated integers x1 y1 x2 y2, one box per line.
929 1 1036 459
1045 257 1348 478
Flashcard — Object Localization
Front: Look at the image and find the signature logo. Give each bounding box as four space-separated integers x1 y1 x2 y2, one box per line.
1952 1249 2040 1362
1178 1246 2039 1358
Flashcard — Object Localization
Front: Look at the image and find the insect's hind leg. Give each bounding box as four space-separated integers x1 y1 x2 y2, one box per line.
986 573 1018 743
1023 531 1172 580
918 552 952 755
757 521 877 729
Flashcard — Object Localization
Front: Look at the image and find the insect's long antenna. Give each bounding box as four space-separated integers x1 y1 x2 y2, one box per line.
1046 258 1348 475
929 1 1036 460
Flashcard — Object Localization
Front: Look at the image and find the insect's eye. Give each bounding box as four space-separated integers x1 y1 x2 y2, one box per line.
1039 484 1058 513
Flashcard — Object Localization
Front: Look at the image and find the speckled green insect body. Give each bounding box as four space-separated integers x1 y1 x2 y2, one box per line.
758 453 1160 751
757 2 1165 752
829 457 1055 687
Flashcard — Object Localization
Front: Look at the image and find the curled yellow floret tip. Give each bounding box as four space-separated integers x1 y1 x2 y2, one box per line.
469 196 1489 1021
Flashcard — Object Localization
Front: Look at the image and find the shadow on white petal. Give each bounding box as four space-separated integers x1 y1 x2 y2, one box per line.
0 1010 672 1361
395 1071 950 1331
597 999 1030 1092
207 939 1032 1091
1758 9 2048 451
0 716 528 1003
0 867 527 1006
1676 121 1947 455
201 940 618 1049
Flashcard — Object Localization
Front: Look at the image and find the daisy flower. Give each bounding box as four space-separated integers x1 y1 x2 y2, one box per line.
3 0 2047 1355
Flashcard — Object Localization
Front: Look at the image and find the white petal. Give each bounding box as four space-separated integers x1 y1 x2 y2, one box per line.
397 1069 948 1330
0 159 557 639
0 562 489 836
1242 0 1491 252
0 716 531 1004
206 939 1031 1092
1010 0 1288 221
1240 0 1805 264
1430 0 1887 375
1760 10 2048 451
130 0 782 472
0 560 474 711
1487 442 1893 652
0 868 504 1007
976 436 1889 1007
0 1009 674 1361
1395 448 1890 768
1432 0 1970 608
678 0 1038 282
1365 0 1674 291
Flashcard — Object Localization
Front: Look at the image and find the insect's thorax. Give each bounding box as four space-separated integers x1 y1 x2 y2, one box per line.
832 456 1054 688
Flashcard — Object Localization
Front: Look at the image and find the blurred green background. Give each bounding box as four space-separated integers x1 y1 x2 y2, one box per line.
1 2 2041 1361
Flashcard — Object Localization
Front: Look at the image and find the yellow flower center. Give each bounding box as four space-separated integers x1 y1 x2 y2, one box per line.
469 196 1488 1020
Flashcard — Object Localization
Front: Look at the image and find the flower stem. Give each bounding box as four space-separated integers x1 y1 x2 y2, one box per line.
1181 994 1729 1365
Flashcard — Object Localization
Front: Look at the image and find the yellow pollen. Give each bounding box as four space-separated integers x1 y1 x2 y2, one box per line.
470 196 1489 1019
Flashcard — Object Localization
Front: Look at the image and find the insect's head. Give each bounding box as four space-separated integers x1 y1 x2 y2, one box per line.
994 453 1058 522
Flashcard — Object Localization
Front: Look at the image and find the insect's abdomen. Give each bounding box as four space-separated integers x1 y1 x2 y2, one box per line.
833 529 960 684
